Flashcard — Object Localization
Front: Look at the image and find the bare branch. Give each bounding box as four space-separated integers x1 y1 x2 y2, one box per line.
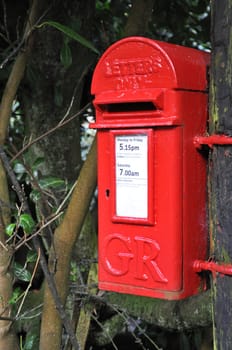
59 63 92 125
15 212 63 251
0 0 41 145
11 102 92 162
0 145 80 350
0 3 52 69
1 0 10 44
0 146 27 211
15 250 41 319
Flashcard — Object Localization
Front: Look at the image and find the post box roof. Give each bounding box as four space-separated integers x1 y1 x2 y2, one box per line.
91 37 210 95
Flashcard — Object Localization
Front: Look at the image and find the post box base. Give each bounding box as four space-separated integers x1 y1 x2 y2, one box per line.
99 281 204 301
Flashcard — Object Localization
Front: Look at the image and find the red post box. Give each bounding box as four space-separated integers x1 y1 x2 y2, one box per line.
90 37 210 300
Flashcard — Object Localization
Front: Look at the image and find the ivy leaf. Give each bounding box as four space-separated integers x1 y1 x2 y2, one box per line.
30 189 41 202
19 214 35 235
5 223 16 236
32 157 44 170
14 262 32 282
9 287 22 305
39 177 65 189
38 21 99 54
26 251 38 263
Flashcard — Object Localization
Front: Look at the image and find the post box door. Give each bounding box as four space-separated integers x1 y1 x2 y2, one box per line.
97 126 183 297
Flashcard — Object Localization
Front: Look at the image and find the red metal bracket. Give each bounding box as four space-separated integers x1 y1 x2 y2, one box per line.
193 136 232 277
194 134 232 149
193 260 232 276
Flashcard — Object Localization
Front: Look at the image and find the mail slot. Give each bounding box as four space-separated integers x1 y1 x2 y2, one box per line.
90 37 210 300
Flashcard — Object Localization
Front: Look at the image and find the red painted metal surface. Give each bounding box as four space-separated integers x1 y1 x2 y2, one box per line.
194 260 232 276
194 134 232 149
91 37 210 300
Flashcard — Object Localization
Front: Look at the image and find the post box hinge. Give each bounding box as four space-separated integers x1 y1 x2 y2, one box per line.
194 134 232 149
193 259 232 276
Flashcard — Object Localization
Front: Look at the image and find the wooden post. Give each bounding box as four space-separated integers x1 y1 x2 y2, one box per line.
210 1 232 348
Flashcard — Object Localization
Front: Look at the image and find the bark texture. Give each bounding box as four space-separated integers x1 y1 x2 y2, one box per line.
39 137 97 349
210 1 232 348
124 0 154 36
0 1 42 348
39 1 155 348
23 0 96 183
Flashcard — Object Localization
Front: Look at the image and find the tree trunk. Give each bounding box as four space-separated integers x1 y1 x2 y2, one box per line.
38 1 156 347
39 137 97 349
123 0 154 36
23 0 96 183
210 0 232 348
0 1 41 348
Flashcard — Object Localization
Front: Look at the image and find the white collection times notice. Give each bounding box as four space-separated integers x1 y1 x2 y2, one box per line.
115 134 148 219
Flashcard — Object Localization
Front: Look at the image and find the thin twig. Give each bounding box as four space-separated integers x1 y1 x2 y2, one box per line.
9 142 55 241
90 313 119 350
110 304 162 350
16 303 43 321
0 240 8 251
1 0 10 43
15 211 63 251
55 181 77 215
11 102 92 162
0 146 80 350
0 316 14 321
0 201 6 244
15 248 41 319
59 64 92 125
0 3 52 69
0 146 27 211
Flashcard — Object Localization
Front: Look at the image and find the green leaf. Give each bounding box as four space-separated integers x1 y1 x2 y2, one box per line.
5 223 16 236
9 287 22 305
19 214 35 235
38 21 99 54
24 334 37 350
32 157 45 170
96 0 111 10
26 251 38 263
39 177 65 189
14 262 32 282
30 189 41 202
60 40 72 68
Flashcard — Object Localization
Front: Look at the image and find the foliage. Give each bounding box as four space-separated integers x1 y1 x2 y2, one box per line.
149 0 210 49
0 0 211 349
37 21 100 55
93 0 210 50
